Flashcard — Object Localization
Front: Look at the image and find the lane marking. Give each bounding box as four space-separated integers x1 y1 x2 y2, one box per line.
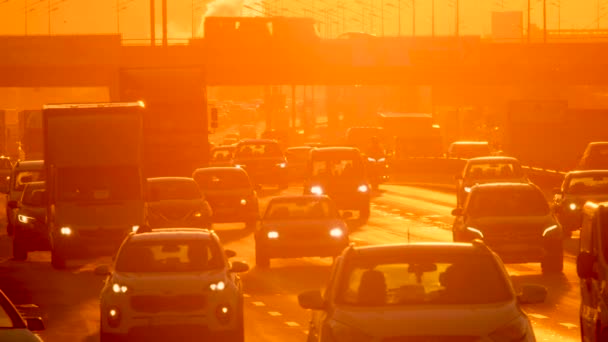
268 311 282 317
528 313 549 319
405 212 414 216
285 321 300 327
252 301 266 307
559 323 578 329
243 294 251 298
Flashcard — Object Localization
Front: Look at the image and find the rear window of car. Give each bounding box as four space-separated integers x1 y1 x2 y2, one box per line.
148 181 201 201
0 159 11 170
468 187 549 217
234 142 283 159
211 148 234 161
116 239 224 273
264 197 339 220
465 162 523 179
566 175 608 194
337 252 511 306
194 171 251 191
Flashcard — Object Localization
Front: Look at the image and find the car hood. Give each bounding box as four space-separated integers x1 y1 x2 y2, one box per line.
468 215 556 231
332 301 520 338
113 269 226 293
0 329 43 342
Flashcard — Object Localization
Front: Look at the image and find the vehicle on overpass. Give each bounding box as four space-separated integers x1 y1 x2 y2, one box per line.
455 156 529 207
254 195 349 268
552 170 608 238
192 167 259 230
577 141 608 170
303 147 371 222
146 177 212 229
95 228 249 342
43 102 147 269
452 183 563 274
0 289 45 341
232 139 288 190
299 242 546 342
10 181 49 261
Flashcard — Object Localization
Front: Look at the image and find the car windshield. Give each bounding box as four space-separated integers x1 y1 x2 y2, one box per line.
194 171 251 191
211 148 234 162
148 181 201 201
465 162 523 180
57 166 140 202
115 239 224 273
13 170 44 191
468 188 550 217
21 188 46 207
311 155 364 179
0 303 15 328
264 198 339 220
567 175 608 195
234 143 283 159
337 252 511 306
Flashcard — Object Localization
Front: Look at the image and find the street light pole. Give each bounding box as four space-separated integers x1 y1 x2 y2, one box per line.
527 0 531 43
455 0 459 37
47 0 50 34
398 0 401 36
116 0 120 33
412 0 415 36
24 0 27 35
542 0 546 43
431 0 435 37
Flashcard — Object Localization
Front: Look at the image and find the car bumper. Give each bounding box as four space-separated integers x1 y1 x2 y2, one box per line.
260 239 349 258
210 205 258 223
51 228 130 258
485 239 560 263
14 222 50 251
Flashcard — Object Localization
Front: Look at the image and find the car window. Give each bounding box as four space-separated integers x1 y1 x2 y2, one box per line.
337 253 511 306
465 162 523 180
148 181 201 201
0 304 15 328
468 188 550 217
194 171 251 191
311 156 363 179
211 149 234 161
57 166 139 202
21 188 46 207
566 175 608 195
13 170 44 191
264 198 339 220
115 239 224 273
234 143 282 159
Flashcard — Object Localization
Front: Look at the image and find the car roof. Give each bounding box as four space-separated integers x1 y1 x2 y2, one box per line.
347 242 492 258
15 160 44 169
473 182 537 191
131 228 214 242
268 195 331 203
237 139 277 144
451 141 489 146
147 177 196 183
312 146 360 153
23 181 45 189
588 142 608 147
193 167 247 175
567 170 608 177
467 156 520 163
287 146 313 151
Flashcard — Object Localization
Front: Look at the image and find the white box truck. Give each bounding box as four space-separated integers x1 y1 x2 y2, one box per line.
43 102 146 269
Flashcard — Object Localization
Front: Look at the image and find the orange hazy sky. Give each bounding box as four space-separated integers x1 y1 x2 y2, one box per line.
0 0 601 38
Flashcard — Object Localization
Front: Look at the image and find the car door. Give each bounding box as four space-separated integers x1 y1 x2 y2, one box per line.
308 256 342 342
581 213 602 340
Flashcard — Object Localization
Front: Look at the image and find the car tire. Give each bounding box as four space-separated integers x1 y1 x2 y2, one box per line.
541 248 564 274
51 249 67 270
255 248 270 269
12 234 27 261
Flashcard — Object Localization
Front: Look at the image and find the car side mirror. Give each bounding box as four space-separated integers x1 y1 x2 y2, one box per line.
94 265 111 276
577 251 597 279
451 208 463 216
298 290 325 310
225 249 237 258
517 284 547 304
230 261 250 273
7 200 18 209
25 317 45 331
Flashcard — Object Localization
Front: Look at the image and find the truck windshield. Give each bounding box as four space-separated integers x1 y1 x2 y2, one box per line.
13 171 44 191
57 166 141 202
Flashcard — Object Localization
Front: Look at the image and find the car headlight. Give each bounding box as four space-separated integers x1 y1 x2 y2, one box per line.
327 319 371 342
357 184 369 193
267 231 279 239
464 186 472 193
489 316 530 342
209 280 226 291
367 157 376 162
568 203 578 211
310 185 323 195
131 225 140 233
330 227 344 238
193 211 203 218
60 227 72 236
112 283 129 294
240 198 247 206
235 164 244 169
542 224 559 237
276 162 287 168
466 227 484 239
378 158 385 163
18 214 35 224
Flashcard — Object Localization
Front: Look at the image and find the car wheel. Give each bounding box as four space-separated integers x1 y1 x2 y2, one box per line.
51 249 67 270
255 248 270 269
541 249 564 274
12 234 27 261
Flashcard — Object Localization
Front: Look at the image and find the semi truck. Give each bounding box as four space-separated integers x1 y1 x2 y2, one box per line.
43 102 147 269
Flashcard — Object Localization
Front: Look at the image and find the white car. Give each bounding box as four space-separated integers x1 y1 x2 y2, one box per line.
0 289 44 342
96 228 249 342
456 156 529 207
299 242 546 341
